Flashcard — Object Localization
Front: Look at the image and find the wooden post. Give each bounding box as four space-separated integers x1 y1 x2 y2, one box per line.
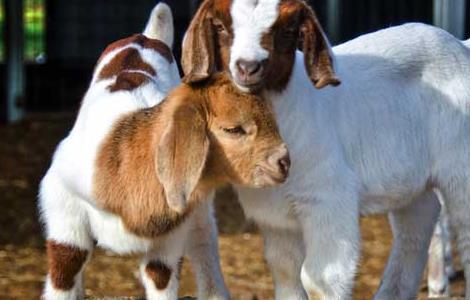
433 0 466 39
326 0 341 45
5 0 25 123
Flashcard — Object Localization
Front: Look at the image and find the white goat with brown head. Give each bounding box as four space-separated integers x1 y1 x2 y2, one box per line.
183 0 470 299
39 3 288 300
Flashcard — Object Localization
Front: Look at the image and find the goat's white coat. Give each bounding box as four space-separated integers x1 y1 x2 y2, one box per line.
427 191 455 298
39 4 229 300
231 20 470 300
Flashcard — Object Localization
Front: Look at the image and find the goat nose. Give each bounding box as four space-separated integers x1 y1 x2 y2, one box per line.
269 144 290 177
236 59 262 77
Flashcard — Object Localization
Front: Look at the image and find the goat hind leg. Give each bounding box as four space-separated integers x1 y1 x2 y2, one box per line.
428 212 450 298
440 178 470 300
374 190 440 300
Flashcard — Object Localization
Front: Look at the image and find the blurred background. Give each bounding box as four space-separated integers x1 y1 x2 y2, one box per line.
0 0 467 299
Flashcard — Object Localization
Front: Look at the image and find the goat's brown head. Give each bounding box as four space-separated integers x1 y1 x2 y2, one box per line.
157 74 289 212
182 0 340 92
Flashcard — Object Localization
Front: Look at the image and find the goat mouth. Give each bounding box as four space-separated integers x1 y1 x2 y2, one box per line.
254 165 287 187
232 77 264 92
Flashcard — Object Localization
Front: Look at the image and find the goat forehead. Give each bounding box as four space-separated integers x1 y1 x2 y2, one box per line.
230 0 280 36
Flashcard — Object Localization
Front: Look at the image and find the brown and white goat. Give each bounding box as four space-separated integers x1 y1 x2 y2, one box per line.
39 3 289 300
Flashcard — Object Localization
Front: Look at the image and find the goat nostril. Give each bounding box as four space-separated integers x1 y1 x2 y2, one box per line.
236 61 246 76
236 59 262 77
278 155 291 176
247 62 261 75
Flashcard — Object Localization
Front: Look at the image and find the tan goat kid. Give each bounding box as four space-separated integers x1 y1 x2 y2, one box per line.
39 4 289 300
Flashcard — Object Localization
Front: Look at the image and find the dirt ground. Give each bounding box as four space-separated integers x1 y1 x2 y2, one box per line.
0 114 465 299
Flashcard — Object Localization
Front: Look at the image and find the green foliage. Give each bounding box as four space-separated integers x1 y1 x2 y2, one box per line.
0 1 45 62
24 3 45 62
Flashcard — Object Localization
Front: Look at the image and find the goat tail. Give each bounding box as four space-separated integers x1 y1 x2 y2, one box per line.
143 2 174 49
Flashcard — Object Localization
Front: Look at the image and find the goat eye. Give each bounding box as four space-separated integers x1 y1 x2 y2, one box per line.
284 27 297 36
213 22 227 33
222 126 246 135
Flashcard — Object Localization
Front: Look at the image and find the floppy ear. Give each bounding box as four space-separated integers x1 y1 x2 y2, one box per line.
181 1 216 84
299 3 340 89
156 101 209 213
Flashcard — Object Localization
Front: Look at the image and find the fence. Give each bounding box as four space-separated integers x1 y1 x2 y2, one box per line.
1 0 470 123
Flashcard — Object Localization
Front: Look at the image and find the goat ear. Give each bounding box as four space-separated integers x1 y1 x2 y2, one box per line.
299 4 340 89
156 101 209 213
181 2 216 84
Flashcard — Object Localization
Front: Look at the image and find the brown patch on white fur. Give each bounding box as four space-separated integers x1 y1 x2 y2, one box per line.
93 74 286 238
46 240 88 290
98 48 156 81
108 72 150 92
145 260 172 290
96 34 176 93
98 34 173 64
182 0 340 90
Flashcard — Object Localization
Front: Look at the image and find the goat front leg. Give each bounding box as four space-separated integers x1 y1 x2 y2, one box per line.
185 198 230 300
374 190 440 300
260 225 307 300
140 255 183 300
299 193 360 300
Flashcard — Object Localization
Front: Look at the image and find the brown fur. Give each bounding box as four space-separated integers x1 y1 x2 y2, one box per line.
108 72 150 92
145 260 172 290
182 0 340 90
297 2 340 88
94 106 192 237
98 34 173 64
98 48 156 81
93 74 284 238
181 1 217 83
46 240 88 290
96 34 176 93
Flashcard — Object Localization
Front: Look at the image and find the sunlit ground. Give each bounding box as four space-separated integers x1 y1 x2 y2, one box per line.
0 114 465 299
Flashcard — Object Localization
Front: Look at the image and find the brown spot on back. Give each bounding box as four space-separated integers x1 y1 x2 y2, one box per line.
46 240 89 290
99 34 173 64
108 72 149 92
145 260 172 290
98 48 156 81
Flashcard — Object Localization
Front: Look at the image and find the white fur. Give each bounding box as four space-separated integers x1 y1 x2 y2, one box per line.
229 22 470 300
39 5 229 299
229 0 279 83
